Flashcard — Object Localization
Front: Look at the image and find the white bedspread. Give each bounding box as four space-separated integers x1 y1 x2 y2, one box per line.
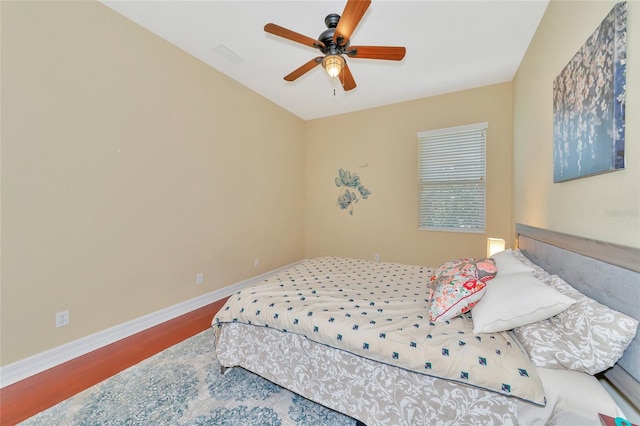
213 257 545 405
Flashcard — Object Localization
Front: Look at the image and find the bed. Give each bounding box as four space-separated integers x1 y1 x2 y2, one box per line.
211 224 640 425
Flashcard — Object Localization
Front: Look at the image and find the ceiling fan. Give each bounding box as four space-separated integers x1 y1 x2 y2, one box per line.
264 0 406 91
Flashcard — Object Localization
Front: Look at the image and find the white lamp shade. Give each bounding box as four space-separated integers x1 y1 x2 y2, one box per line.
487 238 506 257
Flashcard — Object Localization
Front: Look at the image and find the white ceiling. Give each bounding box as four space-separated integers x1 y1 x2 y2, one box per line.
101 1 549 121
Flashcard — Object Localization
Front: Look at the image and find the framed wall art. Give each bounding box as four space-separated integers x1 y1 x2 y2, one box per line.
553 2 627 183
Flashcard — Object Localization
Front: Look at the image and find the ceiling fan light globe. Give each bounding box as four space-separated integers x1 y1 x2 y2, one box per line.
322 55 345 78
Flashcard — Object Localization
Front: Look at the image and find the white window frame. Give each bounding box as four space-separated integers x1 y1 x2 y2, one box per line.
417 122 488 233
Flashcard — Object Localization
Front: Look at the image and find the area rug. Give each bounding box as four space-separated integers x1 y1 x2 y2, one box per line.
20 328 356 425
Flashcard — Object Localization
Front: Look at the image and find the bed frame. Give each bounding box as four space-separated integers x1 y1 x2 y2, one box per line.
516 223 640 409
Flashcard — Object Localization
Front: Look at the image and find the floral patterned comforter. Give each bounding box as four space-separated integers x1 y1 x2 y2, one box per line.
212 257 545 405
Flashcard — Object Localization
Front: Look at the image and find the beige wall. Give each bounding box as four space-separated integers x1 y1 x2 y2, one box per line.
514 0 640 248
9 0 632 369
1 1 305 365
304 83 514 267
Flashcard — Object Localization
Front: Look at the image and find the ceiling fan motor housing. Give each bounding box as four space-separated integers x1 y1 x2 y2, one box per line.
318 13 349 55
324 13 340 29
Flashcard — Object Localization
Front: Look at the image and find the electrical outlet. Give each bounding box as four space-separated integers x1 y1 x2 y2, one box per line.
56 310 69 328
254 258 260 268
374 253 380 262
196 273 204 285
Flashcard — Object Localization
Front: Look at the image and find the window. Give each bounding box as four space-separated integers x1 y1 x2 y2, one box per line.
417 122 487 233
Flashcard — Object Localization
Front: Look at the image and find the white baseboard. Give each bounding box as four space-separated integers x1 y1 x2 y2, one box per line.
0 260 303 388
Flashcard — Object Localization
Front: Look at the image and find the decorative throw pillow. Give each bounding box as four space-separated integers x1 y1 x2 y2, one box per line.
429 257 475 282
456 258 498 283
429 258 497 322
514 275 639 375
472 272 576 333
492 249 534 276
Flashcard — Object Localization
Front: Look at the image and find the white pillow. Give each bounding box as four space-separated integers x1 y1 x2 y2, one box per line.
517 367 626 425
492 249 534 276
472 272 576 333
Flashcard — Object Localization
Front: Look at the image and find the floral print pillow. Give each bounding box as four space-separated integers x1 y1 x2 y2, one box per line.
514 274 638 375
429 258 497 322
430 257 476 282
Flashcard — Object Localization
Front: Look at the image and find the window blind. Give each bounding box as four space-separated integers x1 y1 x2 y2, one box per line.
417 122 487 233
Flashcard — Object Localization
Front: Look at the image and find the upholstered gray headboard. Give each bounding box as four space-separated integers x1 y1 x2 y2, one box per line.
516 223 640 408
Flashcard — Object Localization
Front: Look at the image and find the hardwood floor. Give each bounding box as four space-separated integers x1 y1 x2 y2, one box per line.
0 298 228 426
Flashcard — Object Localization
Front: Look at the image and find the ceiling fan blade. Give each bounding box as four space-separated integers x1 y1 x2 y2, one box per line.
264 23 324 49
339 63 357 91
284 57 322 81
347 46 406 61
333 0 371 45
